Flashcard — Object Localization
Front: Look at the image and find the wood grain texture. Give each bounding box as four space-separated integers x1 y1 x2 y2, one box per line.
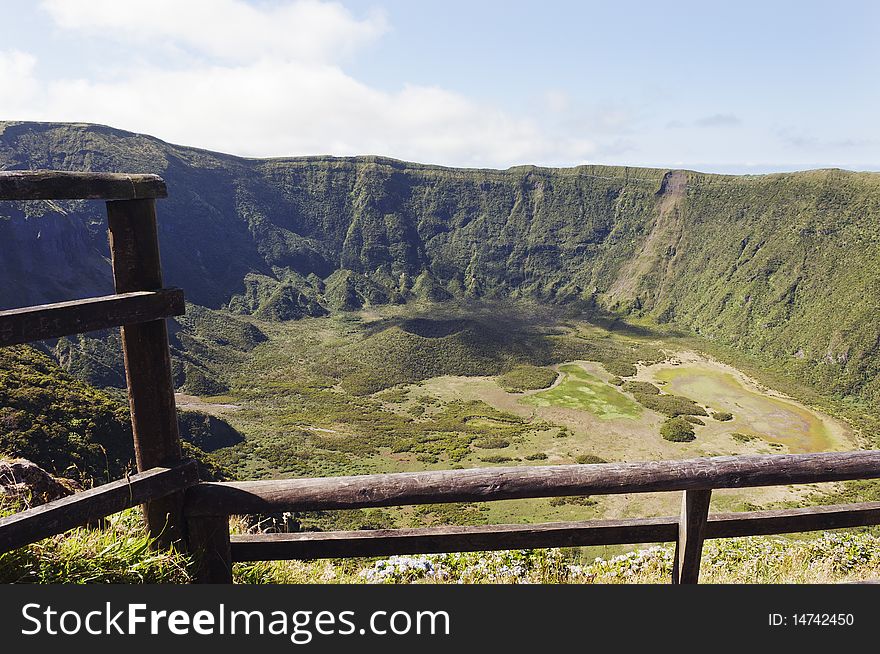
230 517 679 561
225 501 880 563
673 489 711 584
107 198 185 548
0 289 184 346
184 451 880 516
0 462 199 554
187 515 233 584
0 171 166 200
704 501 880 538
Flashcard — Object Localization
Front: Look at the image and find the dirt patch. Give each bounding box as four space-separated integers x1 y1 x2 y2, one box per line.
174 393 240 417
605 169 688 303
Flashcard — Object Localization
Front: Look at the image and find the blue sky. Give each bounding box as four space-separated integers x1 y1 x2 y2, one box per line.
0 0 877 172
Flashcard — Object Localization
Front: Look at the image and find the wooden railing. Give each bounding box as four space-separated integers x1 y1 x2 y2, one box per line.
1 170 879 585
0 170 193 549
183 452 880 583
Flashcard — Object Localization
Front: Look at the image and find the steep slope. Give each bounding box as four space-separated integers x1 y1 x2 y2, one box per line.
0 121 878 402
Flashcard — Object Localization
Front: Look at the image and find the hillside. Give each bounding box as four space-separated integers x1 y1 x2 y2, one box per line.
0 121 878 404
0 345 229 483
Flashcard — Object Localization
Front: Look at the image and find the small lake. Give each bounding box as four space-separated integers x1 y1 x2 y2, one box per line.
652 365 837 453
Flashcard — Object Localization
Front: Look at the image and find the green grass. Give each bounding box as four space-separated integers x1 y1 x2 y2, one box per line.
521 364 642 419
0 508 191 584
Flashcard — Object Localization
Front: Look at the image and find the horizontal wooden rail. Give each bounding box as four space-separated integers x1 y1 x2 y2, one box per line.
185 451 880 516
228 502 880 562
0 171 167 200
703 501 880 538
231 517 678 561
0 461 199 554
0 289 185 346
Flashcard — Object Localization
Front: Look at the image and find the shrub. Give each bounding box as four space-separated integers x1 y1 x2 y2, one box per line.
683 415 705 426
525 452 548 460
713 411 734 422
609 377 624 386
622 381 660 395
633 392 708 417
473 437 510 449
548 496 597 507
497 365 558 392
731 432 756 443
661 417 696 442
602 361 637 377
480 455 515 463
575 454 607 464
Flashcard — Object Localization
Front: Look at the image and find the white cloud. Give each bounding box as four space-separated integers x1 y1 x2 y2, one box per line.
0 51 39 114
0 1 613 167
41 0 387 64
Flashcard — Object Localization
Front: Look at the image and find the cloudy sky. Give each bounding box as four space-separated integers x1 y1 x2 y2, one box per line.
0 0 877 172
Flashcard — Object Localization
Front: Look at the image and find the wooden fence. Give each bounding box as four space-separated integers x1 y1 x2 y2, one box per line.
0 171 193 549
1 170 879 585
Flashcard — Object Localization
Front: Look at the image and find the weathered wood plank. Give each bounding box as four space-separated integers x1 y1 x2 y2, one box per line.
0 462 199 554
672 489 711 584
230 517 679 562
705 501 880 538
107 198 185 549
226 501 880 563
187 515 233 584
184 451 880 516
0 289 185 347
0 171 166 200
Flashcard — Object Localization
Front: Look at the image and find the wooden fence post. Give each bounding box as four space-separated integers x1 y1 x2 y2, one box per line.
187 515 233 583
106 198 186 549
672 489 711 584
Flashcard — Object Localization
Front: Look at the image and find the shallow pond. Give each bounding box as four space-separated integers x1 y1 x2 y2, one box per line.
652 365 837 452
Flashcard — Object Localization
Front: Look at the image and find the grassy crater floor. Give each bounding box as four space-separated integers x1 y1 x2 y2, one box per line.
165 302 870 529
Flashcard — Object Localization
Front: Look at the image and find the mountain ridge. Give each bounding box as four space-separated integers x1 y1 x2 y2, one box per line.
1 121 878 403
1 119 864 176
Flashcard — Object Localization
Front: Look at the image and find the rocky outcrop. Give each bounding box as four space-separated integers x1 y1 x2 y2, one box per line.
0 458 79 507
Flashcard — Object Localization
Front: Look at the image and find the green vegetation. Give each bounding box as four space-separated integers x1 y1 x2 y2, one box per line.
480 455 515 463
575 454 608 464
473 437 510 449
631 391 708 418
600 361 638 378
660 417 696 442
3 123 880 583
0 345 228 484
9 507 879 584
1 122 879 409
622 381 660 395
522 364 642 419
0 345 135 480
497 365 558 392
0 508 190 583
548 496 597 507
654 365 839 452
